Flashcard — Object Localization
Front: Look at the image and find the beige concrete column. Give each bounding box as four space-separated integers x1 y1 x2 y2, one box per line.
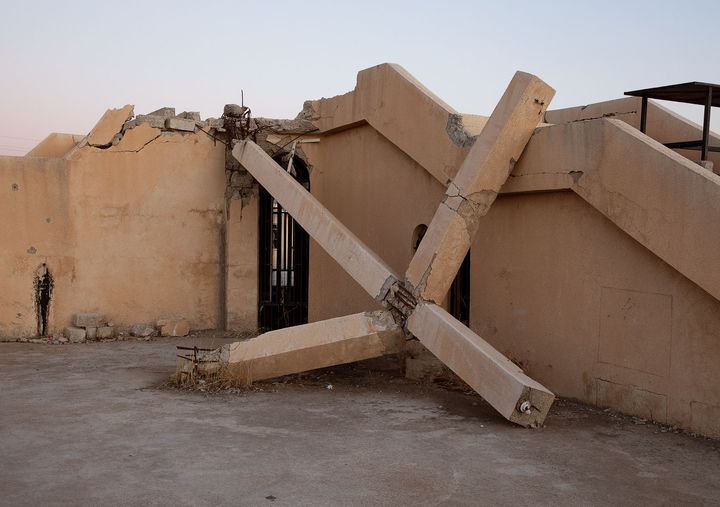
233 140 399 302
406 72 554 303
407 303 554 426
220 310 404 384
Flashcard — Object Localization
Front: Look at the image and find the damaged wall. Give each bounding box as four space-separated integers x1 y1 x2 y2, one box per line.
0 106 258 337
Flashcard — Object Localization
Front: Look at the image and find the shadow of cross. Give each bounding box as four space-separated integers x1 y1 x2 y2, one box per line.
188 72 555 428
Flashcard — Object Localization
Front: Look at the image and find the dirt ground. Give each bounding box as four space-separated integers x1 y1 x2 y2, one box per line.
1 336 719 506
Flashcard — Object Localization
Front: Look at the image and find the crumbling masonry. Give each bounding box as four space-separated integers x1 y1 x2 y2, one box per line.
2 63 720 436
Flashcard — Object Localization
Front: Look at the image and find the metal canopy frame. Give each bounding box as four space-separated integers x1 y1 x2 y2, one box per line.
625 82 720 162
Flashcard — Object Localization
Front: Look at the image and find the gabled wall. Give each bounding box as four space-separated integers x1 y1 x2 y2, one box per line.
302 64 720 437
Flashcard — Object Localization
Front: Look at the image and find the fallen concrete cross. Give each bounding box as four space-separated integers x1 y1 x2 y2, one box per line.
179 71 555 427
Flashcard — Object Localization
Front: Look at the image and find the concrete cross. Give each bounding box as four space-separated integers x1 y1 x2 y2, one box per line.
184 72 555 427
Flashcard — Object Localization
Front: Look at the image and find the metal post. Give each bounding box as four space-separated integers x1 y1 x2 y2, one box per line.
702 87 712 162
640 96 648 133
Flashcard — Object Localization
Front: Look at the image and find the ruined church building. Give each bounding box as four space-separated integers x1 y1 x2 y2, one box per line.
2 64 720 437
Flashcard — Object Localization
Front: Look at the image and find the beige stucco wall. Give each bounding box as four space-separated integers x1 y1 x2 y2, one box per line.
304 127 720 437
301 77 720 437
471 192 720 437
304 123 446 322
0 128 258 337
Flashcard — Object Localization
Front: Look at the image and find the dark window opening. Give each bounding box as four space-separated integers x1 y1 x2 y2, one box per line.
34 264 53 336
449 252 470 326
258 154 310 331
412 224 428 252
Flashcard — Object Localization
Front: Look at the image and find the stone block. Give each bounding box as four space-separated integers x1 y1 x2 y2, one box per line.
97 326 114 339
130 324 155 337
73 312 105 328
87 105 134 147
147 107 175 118
135 115 166 129
165 117 196 132
157 318 190 337
177 111 201 121
64 327 86 343
85 327 97 340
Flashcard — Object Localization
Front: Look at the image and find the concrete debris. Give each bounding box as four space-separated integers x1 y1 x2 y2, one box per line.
64 327 86 343
73 312 105 328
177 111 201 122
227 70 556 428
148 107 176 118
130 324 156 338
206 118 224 129
224 104 248 118
157 318 190 337
253 117 316 135
85 327 97 340
87 105 134 147
165 117 196 132
133 115 166 129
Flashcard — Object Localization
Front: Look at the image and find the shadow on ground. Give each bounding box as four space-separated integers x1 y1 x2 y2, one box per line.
1 336 719 506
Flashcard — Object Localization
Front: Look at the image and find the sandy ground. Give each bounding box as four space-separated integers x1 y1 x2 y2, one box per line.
1 336 719 506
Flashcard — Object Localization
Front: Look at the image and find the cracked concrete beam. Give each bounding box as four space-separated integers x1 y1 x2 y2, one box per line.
406 72 554 303
407 303 554 427
108 123 161 152
87 105 134 147
233 140 400 301
204 311 405 384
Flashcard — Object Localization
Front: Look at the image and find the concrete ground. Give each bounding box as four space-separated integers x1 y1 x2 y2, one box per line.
1 337 719 507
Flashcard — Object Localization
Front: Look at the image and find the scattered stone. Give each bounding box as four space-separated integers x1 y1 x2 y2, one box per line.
85 327 97 340
157 318 190 337
64 327 87 343
165 117 196 132
97 326 114 339
177 111 201 121
130 324 155 338
73 312 105 328
58 337 69 344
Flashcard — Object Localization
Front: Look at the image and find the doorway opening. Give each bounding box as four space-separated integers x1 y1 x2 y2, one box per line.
449 252 470 326
34 264 53 336
257 154 310 331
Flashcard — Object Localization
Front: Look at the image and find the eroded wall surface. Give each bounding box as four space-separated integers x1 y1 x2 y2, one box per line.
1 121 258 337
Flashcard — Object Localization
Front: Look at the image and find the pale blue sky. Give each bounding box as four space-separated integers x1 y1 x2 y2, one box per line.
1 0 719 155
